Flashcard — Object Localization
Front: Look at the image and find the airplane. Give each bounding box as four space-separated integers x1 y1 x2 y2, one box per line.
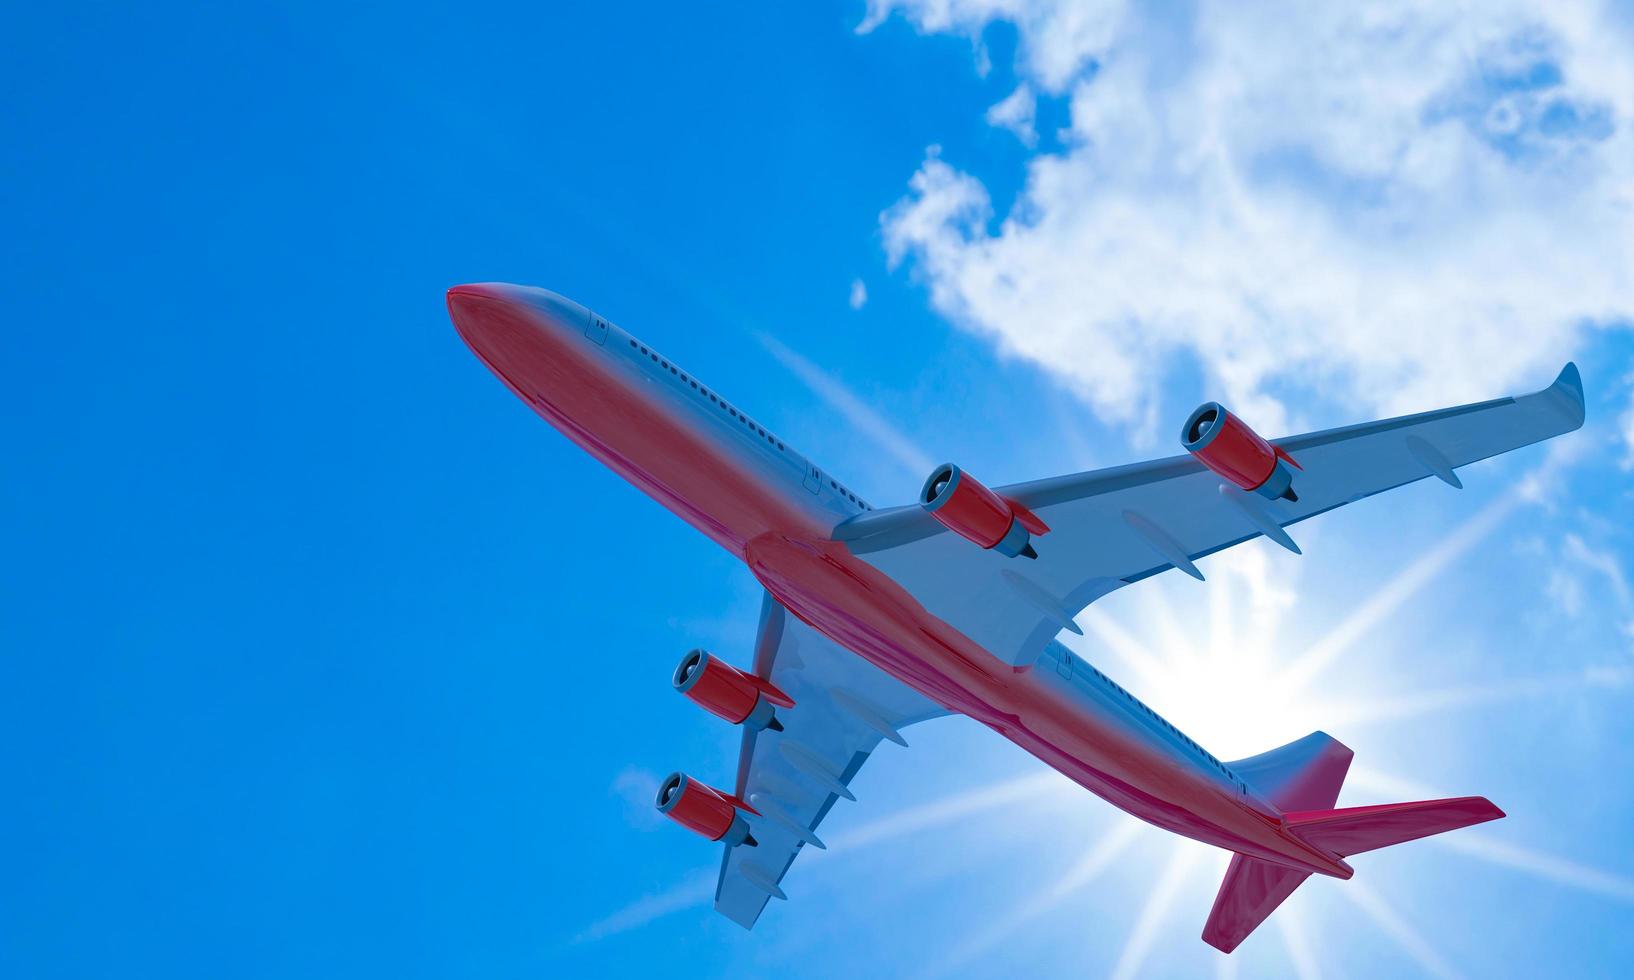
446 282 1586 953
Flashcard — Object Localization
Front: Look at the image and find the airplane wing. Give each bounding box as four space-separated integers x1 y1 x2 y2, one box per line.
836 364 1586 667
715 592 949 927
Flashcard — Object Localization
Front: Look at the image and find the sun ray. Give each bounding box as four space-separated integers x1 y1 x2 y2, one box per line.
576 771 1066 942
1349 767 1634 901
1323 668 1634 729
1280 488 1524 692
1345 765 1477 802
1109 844 1203 980
1274 902 1323 980
1077 607 1167 683
1433 834 1634 902
1341 879 1461 979
1208 560 1236 668
1203 549 1287 675
916 820 1146 979
1137 583 1200 672
825 771 1065 850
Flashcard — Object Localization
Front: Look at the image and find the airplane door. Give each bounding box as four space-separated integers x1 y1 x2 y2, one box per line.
803 463 822 494
586 312 610 346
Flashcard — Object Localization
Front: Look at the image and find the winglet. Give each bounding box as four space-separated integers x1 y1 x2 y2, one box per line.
1545 361 1586 429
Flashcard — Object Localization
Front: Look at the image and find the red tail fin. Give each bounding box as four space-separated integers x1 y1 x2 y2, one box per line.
1203 732 1504 953
1283 796 1505 856
1228 731 1352 811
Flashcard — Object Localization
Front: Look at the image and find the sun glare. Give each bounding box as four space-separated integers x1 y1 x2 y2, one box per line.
1072 545 1340 762
1025 462 1634 974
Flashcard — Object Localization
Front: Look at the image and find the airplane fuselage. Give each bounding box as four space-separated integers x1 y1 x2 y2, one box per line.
448 284 1351 879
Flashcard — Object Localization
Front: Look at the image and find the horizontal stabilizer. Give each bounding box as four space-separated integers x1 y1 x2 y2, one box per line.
1202 854 1311 954
1284 796 1505 857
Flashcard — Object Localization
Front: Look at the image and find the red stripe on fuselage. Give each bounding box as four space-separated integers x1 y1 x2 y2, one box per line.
448 285 1346 878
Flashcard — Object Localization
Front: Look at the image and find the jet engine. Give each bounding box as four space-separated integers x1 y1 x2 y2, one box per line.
919 463 1048 559
655 772 757 847
673 649 793 732
1181 402 1300 502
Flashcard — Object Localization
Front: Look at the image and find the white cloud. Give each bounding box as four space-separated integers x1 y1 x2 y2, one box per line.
871 2 1634 437
861 1 1123 92
1563 532 1634 608
1539 529 1634 644
985 84 1038 145
1547 565 1588 619
1560 533 1634 644
610 766 665 830
849 277 869 310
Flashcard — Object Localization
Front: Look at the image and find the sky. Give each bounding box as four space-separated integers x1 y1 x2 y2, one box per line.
4 2 1634 977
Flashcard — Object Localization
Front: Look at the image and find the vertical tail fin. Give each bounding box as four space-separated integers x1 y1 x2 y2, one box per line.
1204 732 1349 953
1228 730 1353 811
1202 732 1503 953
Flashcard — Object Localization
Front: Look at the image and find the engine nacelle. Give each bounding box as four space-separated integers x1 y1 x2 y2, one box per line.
919 463 1048 559
673 649 793 731
655 772 757 846
1181 402 1300 502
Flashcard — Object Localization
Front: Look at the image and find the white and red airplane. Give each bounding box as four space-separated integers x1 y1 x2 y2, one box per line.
448 283 1584 952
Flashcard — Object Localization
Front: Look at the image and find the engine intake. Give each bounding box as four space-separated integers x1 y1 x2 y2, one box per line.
1181 403 1300 502
673 649 793 732
919 463 1047 559
655 772 757 846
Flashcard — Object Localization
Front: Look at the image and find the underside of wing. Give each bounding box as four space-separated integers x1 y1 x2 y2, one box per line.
837 364 1585 668
712 594 948 928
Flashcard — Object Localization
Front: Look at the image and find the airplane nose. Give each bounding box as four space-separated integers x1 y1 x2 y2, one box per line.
447 283 570 401
446 283 510 346
447 282 548 364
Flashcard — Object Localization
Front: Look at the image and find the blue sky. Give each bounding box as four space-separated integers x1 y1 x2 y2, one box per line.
5 2 1634 977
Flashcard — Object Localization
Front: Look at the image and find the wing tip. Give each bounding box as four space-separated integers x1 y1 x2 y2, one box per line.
1547 361 1586 429
1468 794 1507 822
715 897 766 930
1201 926 1242 954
